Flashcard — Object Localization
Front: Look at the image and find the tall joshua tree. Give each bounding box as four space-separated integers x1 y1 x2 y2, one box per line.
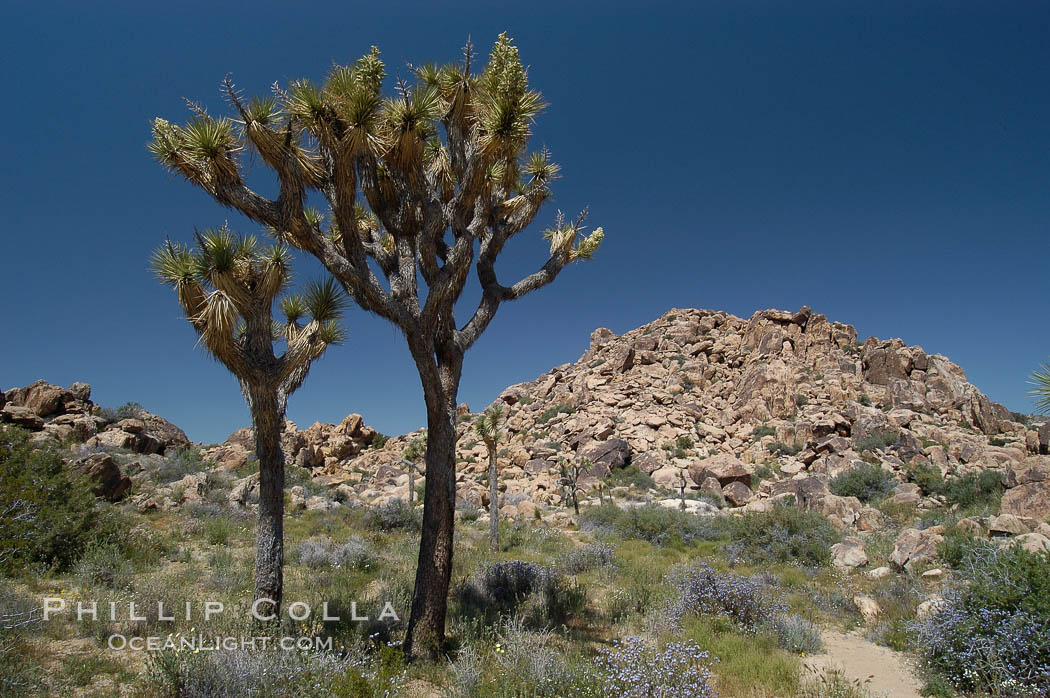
152 227 345 617
148 33 603 658
473 404 505 551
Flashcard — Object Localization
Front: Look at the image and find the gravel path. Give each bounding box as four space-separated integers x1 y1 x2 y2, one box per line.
803 629 923 698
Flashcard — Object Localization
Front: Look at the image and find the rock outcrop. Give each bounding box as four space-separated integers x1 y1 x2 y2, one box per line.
1 380 189 454
201 306 1040 530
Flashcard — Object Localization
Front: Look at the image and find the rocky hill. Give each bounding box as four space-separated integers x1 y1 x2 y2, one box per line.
5 306 1050 554
201 306 1050 544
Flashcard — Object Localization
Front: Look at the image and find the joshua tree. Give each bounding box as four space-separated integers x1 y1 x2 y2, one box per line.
1030 361 1050 414
401 431 427 505
152 227 345 617
473 404 506 551
559 457 586 516
148 33 603 658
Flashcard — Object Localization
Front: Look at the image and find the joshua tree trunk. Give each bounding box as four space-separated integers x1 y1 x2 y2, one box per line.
488 448 499 552
404 348 462 659
248 387 285 620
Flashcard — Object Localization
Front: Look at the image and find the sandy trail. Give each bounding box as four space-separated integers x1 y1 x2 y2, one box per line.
803 629 923 698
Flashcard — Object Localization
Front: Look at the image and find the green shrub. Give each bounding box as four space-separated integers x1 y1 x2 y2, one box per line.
905 467 1003 511
536 404 575 424
724 502 841 566
858 394 872 406
579 504 724 548
75 543 134 589
606 464 655 490
765 441 801 457
0 426 102 573
938 529 989 570
938 470 1003 510
904 462 943 494
454 560 586 629
855 429 900 452
915 545 1050 695
771 614 823 654
150 447 207 484
116 401 146 419
364 499 421 531
828 463 895 502
752 463 775 489
202 516 237 545
370 432 390 449
752 425 776 439
0 586 43 694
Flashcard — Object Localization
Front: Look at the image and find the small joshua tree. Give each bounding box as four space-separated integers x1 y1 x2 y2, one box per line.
473 404 505 551
149 34 603 657
559 457 586 516
152 226 345 617
402 432 427 505
678 467 689 511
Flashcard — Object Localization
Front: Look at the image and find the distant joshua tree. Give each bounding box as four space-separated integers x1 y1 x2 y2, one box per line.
402 431 427 505
152 226 345 617
149 33 602 657
473 404 506 551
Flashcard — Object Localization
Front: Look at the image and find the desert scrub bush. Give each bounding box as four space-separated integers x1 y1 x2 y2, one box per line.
148 447 207 484
905 466 1003 511
536 404 575 424
488 617 575 694
0 426 105 573
75 542 134 589
914 545 1050 695
752 463 776 489
665 562 785 634
855 429 900 452
864 573 922 650
752 424 777 439
285 463 329 497
297 536 374 570
0 586 43 695
938 470 1003 510
771 614 824 654
828 463 895 503
723 501 841 566
201 515 238 545
558 541 616 575
147 643 406 697
457 501 481 522
454 560 585 629
766 441 802 456
579 503 724 548
605 569 664 622
605 464 655 490
593 636 717 697
937 528 990 570
364 499 421 531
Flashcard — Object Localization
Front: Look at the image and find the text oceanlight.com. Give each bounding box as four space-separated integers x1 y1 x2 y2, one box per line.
107 634 336 652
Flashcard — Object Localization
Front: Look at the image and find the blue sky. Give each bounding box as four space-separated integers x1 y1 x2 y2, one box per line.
2 1 1048 444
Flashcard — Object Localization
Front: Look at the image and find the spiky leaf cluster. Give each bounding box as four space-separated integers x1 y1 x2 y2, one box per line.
472 404 505 450
149 34 602 352
152 226 345 395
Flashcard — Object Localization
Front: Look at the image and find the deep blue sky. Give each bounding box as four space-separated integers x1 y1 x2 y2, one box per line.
2 1 1048 444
